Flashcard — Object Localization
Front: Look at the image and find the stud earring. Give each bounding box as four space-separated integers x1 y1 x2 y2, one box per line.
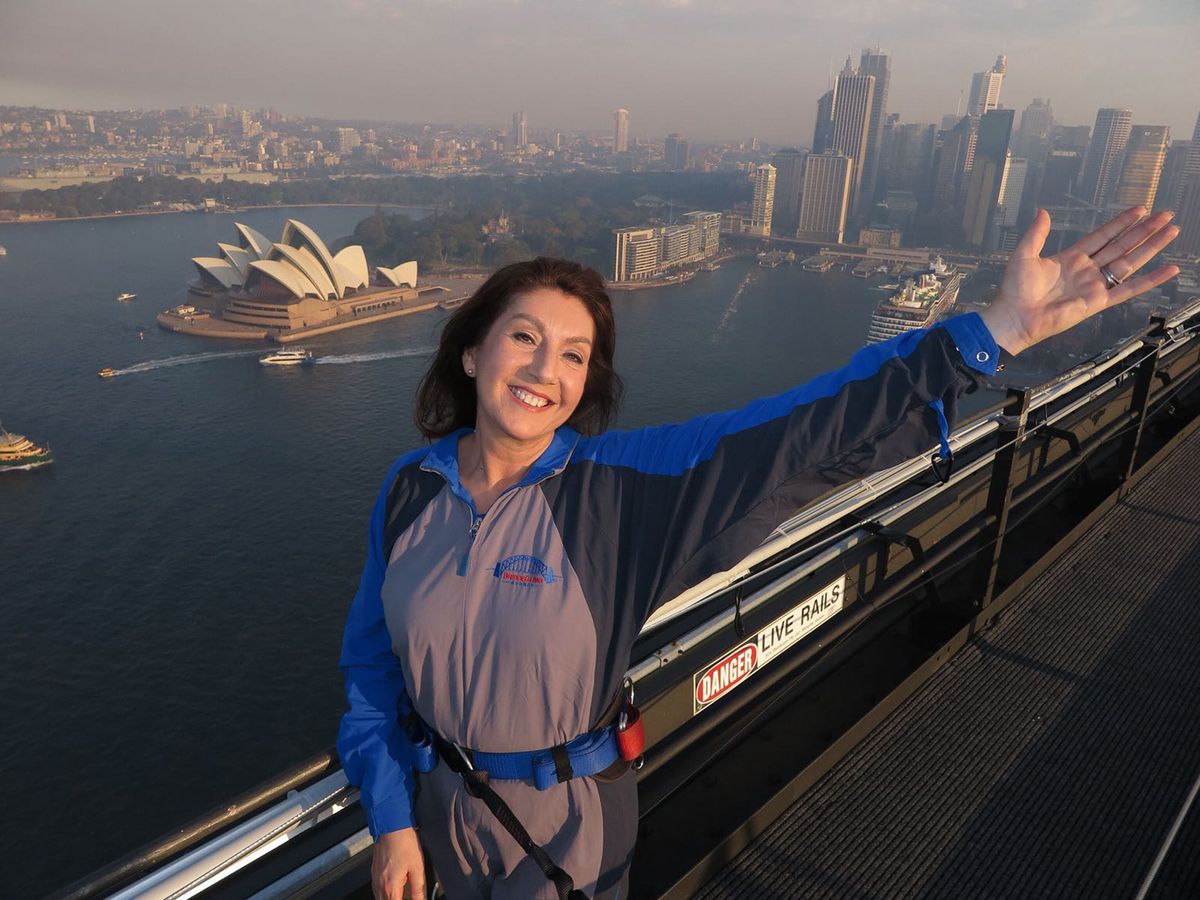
465 368 475 376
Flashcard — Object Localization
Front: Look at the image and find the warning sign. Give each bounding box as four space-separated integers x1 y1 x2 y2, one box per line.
693 576 845 715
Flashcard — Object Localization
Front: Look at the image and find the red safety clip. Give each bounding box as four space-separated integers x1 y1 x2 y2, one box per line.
616 682 645 762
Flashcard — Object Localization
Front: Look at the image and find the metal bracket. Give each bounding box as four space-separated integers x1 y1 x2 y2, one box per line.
861 521 943 607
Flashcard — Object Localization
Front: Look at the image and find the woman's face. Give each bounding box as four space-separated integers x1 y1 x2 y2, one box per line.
463 287 596 449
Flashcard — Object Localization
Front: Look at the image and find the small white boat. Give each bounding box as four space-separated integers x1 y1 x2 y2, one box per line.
259 349 315 367
117 292 137 302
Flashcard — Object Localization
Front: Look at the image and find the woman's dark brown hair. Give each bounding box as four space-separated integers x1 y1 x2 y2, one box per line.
415 257 623 438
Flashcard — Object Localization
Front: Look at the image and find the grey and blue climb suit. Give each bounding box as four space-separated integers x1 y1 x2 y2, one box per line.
338 313 1001 898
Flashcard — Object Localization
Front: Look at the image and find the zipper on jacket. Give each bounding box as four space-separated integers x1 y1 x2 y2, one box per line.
458 514 483 576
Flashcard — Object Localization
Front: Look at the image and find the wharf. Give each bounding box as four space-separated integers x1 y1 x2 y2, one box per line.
697 424 1200 899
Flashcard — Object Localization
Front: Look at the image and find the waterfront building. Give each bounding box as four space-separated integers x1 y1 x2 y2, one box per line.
771 148 807 235
750 163 776 237
178 220 422 338
962 108 1015 249
613 227 659 281
614 109 630 154
1079 108 1133 208
967 55 1007 118
830 58 876 218
857 47 892 209
511 111 528 149
1111 125 1170 212
813 90 834 154
682 210 722 255
797 151 852 244
612 213 720 282
665 133 690 171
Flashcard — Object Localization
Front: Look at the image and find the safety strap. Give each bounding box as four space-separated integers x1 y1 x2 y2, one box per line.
435 737 589 900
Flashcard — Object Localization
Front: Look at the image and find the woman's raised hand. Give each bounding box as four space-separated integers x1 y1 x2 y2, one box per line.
373 827 427 900
980 206 1181 356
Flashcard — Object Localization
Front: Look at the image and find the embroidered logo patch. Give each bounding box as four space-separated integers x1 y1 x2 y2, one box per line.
493 555 557 586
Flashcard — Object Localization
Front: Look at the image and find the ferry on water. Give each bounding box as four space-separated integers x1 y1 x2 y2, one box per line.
0 424 53 471
116 292 137 302
259 349 315 367
865 256 963 344
97 368 116 378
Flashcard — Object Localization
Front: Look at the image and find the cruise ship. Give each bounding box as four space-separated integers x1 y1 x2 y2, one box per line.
865 256 963 344
0 424 53 471
259 349 315 367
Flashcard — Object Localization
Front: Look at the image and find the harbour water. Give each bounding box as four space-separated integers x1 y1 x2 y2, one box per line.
2 209 960 895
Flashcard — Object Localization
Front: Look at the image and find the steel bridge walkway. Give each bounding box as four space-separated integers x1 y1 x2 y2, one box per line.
697 424 1200 900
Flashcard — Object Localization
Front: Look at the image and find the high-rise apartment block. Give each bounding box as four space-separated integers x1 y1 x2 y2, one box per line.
830 58 876 217
1017 98 1054 158
750 164 777 236
613 109 630 154
962 108 1014 248
771 148 808 234
665 133 690 171
797 152 853 243
511 111 528 149
1079 108 1133 208
967 55 1007 118
613 227 660 281
1112 125 1170 211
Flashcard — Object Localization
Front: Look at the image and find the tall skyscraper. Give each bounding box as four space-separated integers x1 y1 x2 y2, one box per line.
813 90 834 154
1111 125 1170 211
771 148 807 234
1037 150 1084 207
967 55 1007 118
750 164 777 236
830 57 876 217
1176 177 1200 256
797 152 853 243
1079 108 1133 208
665 133 690 171
932 116 973 216
962 108 1015 248
613 109 630 154
1172 110 1200 209
510 111 528 149
858 47 891 208
885 123 936 198
1017 98 1054 158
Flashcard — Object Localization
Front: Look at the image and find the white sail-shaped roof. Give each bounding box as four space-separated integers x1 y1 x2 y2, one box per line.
246 259 319 300
281 219 344 298
268 243 337 300
333 246 369 291
217 243 252 281
375 261 418 288
192 257 241 289
234 223 273 260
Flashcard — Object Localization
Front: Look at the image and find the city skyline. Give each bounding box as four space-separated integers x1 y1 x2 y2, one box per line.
2 1 1197 145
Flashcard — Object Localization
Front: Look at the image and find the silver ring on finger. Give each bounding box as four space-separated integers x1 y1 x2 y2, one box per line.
1100 264 1122 290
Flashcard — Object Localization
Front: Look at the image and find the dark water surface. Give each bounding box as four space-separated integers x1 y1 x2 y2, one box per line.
1 211 915 895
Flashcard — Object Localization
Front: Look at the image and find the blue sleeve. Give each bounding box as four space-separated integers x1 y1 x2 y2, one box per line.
336 461 417 838
569 313 999 614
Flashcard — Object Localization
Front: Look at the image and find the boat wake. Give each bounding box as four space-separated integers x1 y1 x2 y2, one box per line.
1 462 52 473
713 271 757 342
314 347 435 365
107 349 265 376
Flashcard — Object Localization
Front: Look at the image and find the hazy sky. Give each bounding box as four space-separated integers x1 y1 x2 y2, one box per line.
2 0 1198 145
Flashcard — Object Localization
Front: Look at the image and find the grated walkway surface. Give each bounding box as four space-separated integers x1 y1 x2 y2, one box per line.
698 427 1200 900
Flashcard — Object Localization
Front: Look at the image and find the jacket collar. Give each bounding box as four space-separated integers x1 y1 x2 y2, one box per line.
420 426 580 493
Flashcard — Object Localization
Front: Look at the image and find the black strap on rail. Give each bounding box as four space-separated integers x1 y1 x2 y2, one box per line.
435 737 589 900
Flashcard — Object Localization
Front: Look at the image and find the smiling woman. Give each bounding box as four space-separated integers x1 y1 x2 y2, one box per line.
336 214 1180 900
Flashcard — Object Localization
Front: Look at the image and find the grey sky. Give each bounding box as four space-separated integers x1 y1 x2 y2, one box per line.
2 0 1197 144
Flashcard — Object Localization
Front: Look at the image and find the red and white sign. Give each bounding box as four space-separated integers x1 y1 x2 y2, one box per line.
692 576 845 714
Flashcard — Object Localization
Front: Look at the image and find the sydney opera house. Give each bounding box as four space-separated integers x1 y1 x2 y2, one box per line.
158 219 438 341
